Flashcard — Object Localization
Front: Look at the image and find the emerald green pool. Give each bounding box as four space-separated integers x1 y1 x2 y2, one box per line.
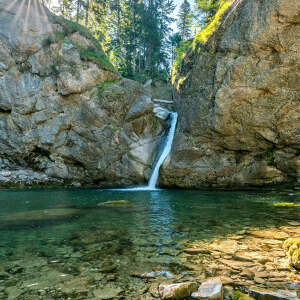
0 188 299 299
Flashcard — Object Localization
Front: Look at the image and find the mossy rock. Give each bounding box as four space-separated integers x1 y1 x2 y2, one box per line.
283 237 300 269
233 291 255 300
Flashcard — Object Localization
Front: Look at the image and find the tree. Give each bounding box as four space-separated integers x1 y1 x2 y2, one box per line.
177 0 192 40
195 0 219 25
47 0 175 80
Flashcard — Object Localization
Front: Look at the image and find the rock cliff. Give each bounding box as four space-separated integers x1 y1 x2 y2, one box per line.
161 0 300 188
0 0 166 187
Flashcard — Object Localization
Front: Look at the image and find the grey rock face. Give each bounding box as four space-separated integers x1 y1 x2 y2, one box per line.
161 0 300 188
0 0 165 187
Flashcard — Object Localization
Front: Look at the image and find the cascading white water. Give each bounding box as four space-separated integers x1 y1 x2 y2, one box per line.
113 111 178 191
147 111 178 189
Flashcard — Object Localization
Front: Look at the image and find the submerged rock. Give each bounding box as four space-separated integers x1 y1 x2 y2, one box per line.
3 208 81 222
191 277 223 300
159 282 198 300
97 200 132 207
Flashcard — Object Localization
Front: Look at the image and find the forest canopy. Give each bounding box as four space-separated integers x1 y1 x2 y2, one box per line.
42 0 221 81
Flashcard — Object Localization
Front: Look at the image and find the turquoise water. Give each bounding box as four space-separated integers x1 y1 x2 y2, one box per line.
0 188 299 299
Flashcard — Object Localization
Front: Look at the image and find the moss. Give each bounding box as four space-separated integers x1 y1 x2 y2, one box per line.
266 150 275 165
172 0 232 83
274 202 299 207
283 238 300 270
80 51 115 71
233 291 255 300
193 0 231 47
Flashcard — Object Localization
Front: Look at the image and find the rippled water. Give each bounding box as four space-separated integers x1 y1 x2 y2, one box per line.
0 188 299 299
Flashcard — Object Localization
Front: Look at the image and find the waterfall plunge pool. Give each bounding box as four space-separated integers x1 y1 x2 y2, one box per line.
0 188 299 299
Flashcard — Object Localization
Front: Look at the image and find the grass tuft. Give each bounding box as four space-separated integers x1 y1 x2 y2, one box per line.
80 51 115 71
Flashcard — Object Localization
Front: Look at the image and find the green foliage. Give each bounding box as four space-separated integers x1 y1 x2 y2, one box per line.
177 0 192 40
172 0 231 81
51 15 102 50
266 150 275 165
80 51 115 71
96 80 121 101
48 0 175 79
232 291 255 300
193 0 231 45
50 64 60 76
49 15 114 72
42 31 65 47
173 39 193 70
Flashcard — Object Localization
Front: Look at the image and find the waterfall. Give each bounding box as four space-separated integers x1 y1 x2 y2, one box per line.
147 112 178 189
113 111 177 191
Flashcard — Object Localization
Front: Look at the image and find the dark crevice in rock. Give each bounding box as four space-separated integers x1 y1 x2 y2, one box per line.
0 108 12 114
24 147 52 171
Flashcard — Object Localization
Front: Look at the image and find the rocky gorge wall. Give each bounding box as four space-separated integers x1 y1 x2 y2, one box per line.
0 0 168 187
161 0 300 188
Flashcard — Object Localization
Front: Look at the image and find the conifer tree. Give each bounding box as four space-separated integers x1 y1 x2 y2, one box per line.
177 0 192 40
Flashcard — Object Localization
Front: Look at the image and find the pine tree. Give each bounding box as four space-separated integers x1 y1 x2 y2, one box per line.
177 0 192 40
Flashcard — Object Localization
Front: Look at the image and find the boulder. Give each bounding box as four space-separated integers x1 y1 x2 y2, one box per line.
191 277 223 300
159 282 198 300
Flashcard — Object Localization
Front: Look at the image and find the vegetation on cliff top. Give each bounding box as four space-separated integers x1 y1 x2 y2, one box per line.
172 0 232 83
46 15 115 71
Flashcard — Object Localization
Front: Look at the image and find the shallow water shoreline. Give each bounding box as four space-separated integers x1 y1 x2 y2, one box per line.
0 188 299 299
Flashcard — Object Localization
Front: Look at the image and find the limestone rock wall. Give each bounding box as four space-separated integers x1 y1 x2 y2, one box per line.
0 0 165 187
161 0 300 188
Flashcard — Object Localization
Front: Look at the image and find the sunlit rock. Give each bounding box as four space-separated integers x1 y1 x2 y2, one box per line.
159 282 198 299
191 277 223 300
249 287 299 300
283 237 300 270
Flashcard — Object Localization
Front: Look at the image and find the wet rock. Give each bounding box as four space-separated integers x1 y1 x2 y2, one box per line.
283 237 300 269
249 287 299 300
191 277 223 300
159 282 198 299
